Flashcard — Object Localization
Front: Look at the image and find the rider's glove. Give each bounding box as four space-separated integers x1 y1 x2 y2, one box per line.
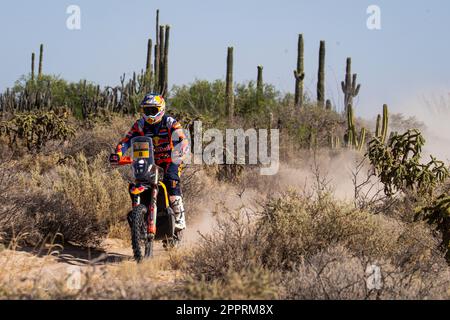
109 153 120 165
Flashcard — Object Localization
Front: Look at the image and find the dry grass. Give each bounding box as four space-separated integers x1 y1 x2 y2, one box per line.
54 151 130 231
183 191 450 299
1 150 131 246
282 244 450 300
169 267 282 300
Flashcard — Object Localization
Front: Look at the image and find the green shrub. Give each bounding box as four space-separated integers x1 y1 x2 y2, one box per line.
0 110 75 153
416 194 450 261
367 129 449 196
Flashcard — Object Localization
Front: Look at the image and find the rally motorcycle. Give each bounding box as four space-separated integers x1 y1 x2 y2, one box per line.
113 136 182 262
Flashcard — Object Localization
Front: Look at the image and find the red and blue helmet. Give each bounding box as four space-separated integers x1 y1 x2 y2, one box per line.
140 93 166 124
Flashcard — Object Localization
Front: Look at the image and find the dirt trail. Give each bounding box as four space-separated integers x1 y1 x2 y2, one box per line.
0 238 178 292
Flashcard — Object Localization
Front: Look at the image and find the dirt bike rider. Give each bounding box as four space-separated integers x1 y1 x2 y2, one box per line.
109 93 189 231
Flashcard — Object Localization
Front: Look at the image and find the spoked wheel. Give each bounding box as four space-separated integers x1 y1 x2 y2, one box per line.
130 204 153 263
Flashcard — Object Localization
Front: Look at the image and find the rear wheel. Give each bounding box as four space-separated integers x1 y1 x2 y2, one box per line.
130 204 153 262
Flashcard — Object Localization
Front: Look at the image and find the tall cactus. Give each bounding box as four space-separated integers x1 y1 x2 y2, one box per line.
155 9 160 45
158 25 165 94
346 103 367 150
145 39 153 92
226 47 235 122
374 105 389 143
294 34 305 108
257 65 263 107
146 39 152 71
375 114 381 138
381 104 389 143
357 128 367 152
341 57 361 113
346 104 355 147
31 52 35 81
162 25 170 97
38 44 44 79
330 135 340 149
154 10 160 89
317 41 325 108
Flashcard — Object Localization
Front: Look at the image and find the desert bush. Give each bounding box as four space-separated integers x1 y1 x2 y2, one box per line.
257 192 399 270
169 79 282 127
169 80 227 119
0 160 23 240
367 129 450 261
0 111 75 153
277 104 345 154
184 190 449 299
282 245 449 300
416 193 450 261
234 81 280 117
62 114 133 160
54 151 130 232
1 150 130 246
367 129 449 196
184 208 262 281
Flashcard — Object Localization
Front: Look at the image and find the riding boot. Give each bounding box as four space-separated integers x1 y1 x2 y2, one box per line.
170 195 186 231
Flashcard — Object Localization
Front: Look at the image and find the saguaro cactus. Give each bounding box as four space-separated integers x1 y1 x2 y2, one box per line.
257 65 263 107
346 103 366 150
381 104 389 143
154 10 160 88
374 105 389 143
331 135 341 149
38 44 44 79
145 39 153 91
146 39 152 71
341 57 361 113
357 128 367 152
294 34 305 108
158 25 165 94
317 41 325 108
31 52 35 81
155 9 160 42
346 104 355 147
162 25 170 97
375 114 381 137
226 47 235 121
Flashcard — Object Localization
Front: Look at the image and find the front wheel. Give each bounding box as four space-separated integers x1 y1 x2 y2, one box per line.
130 204 153 262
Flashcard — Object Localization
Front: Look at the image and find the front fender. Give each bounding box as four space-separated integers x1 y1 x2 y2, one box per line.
129 183 148 195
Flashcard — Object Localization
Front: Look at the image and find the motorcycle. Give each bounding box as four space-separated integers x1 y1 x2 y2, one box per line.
112 136 182 262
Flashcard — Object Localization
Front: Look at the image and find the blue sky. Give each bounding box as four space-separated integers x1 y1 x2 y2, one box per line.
1 0 450 118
